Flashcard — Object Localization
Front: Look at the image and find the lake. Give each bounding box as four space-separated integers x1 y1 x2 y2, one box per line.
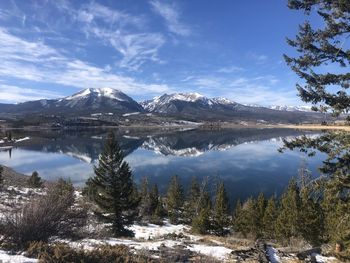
0 128 325 204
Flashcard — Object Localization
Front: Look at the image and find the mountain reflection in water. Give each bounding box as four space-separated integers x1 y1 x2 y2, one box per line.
0 128 324 204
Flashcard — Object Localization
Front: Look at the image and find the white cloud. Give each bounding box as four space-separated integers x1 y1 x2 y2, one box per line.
0 84 62 103
90 27 165 70
217 66 244 74
150 0 190 36
73 2 165 71
0 28 172 102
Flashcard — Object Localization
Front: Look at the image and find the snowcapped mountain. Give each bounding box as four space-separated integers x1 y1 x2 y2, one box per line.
56 88 143 112
245 104 313 112
1 88 144 116
140 92 243 114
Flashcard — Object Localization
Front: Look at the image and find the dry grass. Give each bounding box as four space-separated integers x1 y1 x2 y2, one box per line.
279 124 350 132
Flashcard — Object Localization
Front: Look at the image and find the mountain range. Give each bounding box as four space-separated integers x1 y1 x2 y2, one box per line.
0 87 324 123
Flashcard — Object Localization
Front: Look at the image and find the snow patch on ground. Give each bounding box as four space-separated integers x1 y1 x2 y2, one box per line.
123 112 140 117
187 244 232 260
312 253 339 263
130 221 189 240
0 250 37 263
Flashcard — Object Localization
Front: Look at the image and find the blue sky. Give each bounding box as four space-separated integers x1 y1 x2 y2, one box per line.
0 0 319 105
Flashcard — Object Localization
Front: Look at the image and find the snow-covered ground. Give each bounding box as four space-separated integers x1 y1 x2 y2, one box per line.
0 250 38 263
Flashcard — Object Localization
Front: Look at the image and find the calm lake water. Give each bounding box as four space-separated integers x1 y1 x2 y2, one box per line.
0 128 325 204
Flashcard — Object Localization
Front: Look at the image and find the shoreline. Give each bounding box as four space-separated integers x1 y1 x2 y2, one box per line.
1 123 349 131
274 124 350 132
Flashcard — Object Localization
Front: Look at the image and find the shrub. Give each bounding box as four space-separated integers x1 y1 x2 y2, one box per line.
26 242 155 263
1 180 87 248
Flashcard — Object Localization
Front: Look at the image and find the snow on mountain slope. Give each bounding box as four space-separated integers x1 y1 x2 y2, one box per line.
140 92 238 113
245 104 313 112
64 88 128 102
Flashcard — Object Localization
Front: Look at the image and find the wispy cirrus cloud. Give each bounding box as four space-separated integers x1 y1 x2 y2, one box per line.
73 2 166 71
0 28 172 102
150 0 191 36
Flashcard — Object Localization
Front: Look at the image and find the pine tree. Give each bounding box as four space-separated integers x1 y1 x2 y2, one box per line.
233 197 258 237
275 178 301 241
192 204 211 235
87 132 139 237
28 171 43 188
149 183 160 215
139 177 151 218
82 177 97 201
282 2 350 249
262 196 277 239
191 180 212 235
322 179 350 246
187 177 201 221
299 187 324 246
166 175 184 224
0 165 4 190
213 181 229 236
256 192 267 237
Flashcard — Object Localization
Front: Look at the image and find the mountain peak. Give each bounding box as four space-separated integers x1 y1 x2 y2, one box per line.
64 87 127 101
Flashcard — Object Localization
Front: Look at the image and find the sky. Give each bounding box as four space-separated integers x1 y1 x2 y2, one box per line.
0 0 320 105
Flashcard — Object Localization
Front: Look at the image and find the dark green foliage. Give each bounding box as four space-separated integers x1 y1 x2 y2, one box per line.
213 181 229 236
187 177 201 222
87 132 139 237
262 196 277 239
276 178 301 240
191 179 212 235
166 175 184 224
256 193 266 237
82 177 97 201
283 1 350 248
299 187 324 246
191 205 211 235
232 197 258 237
27 171 43 188
322 179 350 246
139 177 162 222
285 0 350 115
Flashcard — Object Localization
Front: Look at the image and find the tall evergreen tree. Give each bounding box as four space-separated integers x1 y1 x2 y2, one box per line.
233 197 258 237
191 179 212 235
213 181 229 236
283 1 350 249
322 179 350 246
139 177 152 218
299 186 324 245
149 183 160 215
263 196 277 239
275 178 301 241
256 193 267 237
28 171 43 188
187 177 201 221
166 175 184 224
87 132 139 237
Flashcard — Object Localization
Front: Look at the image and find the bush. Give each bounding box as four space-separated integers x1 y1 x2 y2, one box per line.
1 180 87 248
26 242 155 263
